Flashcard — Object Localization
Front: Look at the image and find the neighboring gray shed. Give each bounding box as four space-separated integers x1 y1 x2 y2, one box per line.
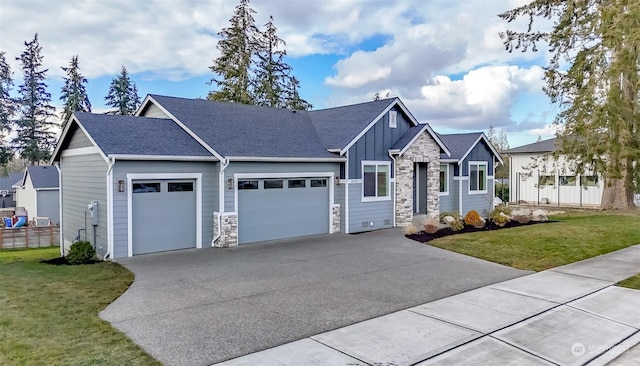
14 166 60 224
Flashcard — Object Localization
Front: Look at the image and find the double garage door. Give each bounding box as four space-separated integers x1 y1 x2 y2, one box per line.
132 179 196 255
238 177 330 244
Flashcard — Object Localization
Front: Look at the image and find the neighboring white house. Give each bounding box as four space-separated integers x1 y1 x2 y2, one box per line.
14 166 60 224
505 138 604 207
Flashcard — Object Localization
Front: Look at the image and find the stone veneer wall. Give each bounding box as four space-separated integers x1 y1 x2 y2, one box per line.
213 212 238 248
331 204 341 233
395 131 441 225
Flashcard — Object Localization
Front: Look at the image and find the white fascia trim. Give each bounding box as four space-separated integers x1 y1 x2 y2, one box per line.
51 117 109 165
327 148 341 153
61 146 100 157
142 96 225 162
227 156 346 162
126 172 203 257
34 187 59 191
459 134 504 165
108 154 218 161
340 99 400 155
233 171 335 235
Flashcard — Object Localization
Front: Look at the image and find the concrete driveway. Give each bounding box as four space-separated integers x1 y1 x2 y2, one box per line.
100 229 529 365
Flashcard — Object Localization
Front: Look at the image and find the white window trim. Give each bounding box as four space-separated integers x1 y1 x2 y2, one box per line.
127 173 203 257
439 163 449 196
468 161 488 195
361 161 391 202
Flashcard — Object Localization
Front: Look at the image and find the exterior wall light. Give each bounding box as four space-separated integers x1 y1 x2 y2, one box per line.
118 180 125 192
227 179 234 189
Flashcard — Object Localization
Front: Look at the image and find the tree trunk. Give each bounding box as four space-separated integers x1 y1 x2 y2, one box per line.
600 162 636 210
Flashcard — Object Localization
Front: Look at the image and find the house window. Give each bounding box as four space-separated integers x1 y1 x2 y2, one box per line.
363 162 390 200
389 110 397 128
439 164 448 194
469 162 487 193
581 175 598 187
538 175 555 186
559 175 576 186
264 180 283 189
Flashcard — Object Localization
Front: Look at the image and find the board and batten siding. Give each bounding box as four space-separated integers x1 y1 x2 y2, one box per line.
347 182 394 233
461 142 494 176
111 160 219 259
348 109 412 178
60 153 108 256
222 162 341 213
141 103 170 119
509 154 602 206
66 126 93 149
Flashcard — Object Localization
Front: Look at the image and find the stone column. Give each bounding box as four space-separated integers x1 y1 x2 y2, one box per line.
213 212 238 248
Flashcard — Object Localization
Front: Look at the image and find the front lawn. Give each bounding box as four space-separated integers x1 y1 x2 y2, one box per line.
0 247 159 365
426 211 640 272
618 273 640 290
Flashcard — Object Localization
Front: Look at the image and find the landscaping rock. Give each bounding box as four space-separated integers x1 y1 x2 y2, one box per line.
443 216 456 225
531 209 549 222
510 209 531 217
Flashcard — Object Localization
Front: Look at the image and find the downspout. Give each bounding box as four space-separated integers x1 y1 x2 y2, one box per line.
104 157 115 260
55 163 63 257
344 150 350 233
212 157 230 246
458 161 463 214
388 151 397 227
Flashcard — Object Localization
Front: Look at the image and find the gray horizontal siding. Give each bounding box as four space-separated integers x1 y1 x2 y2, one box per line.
67 126 93 149
61 153 108 257
141 103 170 119
112 160 219 258
348 182 394 233
461 179 494 217
223 162 341 213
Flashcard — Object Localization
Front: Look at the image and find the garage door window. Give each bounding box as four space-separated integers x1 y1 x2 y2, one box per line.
311 179 327 187
238 180 258 190
168 182 193 192
133 182 161 193
264 179 283 189
288 179 306 188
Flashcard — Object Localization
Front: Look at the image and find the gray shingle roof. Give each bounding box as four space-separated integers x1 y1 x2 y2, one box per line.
26 166 59 189
150 95 339 159
75 113 212 157
505 138 557 154
391 124 429 151
0 172 23 191
437 132 483 160
308 98 397 150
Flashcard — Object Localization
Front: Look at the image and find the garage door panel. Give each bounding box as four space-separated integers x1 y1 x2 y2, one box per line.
238 178 329 244
132 180 196 255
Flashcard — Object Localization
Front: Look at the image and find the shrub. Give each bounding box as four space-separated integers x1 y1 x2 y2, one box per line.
439 211 462 223
423 218 440 234
440 211 464 231
490 209 510 227
66 241 96 265
403 224 419 235
464 210 485 228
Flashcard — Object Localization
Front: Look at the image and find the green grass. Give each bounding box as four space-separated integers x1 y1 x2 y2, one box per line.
618 273 640 290
0 247 159 365
426 211 640 272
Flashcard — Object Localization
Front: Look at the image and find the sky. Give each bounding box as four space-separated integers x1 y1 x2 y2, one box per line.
0 0 560 148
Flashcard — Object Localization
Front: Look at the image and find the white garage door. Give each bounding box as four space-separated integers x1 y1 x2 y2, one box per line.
132 180 196 255
238 177 330 244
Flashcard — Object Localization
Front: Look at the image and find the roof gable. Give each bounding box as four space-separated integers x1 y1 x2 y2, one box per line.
505 138 557 154
25 166 59 189
0 172 23 191
438 132 503 164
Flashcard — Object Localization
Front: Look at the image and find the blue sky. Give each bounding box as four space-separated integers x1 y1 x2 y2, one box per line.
0 0 558 147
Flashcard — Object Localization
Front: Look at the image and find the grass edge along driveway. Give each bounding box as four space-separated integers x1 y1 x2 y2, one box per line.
426 211 640 289
0 247 159 365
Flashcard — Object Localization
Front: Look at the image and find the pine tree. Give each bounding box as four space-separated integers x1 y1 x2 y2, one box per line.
60 55 91 127
253 16 291 107
500 0 639 209
0 52 15 166
208 0 259 104
282 76 312 110
13 34 57 165
105 66 140 115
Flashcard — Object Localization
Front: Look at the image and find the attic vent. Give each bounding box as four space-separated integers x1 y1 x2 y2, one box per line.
389 110 397 128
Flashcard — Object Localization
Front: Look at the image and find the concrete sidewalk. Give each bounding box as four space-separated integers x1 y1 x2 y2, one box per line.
217 244 640 366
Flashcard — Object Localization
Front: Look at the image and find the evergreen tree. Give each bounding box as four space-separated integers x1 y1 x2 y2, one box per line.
13 34 57 165
282 76 312 110
105 66 140 115
500 0 639 209
0 52 15 166
253 16 291 107
60 55 91 127
208 0 259 104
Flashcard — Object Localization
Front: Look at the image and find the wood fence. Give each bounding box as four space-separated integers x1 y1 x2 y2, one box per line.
0 226 60 250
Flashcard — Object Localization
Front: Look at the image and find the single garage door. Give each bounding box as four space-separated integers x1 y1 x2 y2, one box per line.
132 180 196 255
238 177 330 244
